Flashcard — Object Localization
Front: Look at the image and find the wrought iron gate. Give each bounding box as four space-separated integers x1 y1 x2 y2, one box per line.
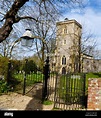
6 58 88 110
53 73 87 110
7 59 43 97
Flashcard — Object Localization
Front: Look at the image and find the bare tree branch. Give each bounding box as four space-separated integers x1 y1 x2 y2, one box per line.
14 16 38 23
0 0 29 43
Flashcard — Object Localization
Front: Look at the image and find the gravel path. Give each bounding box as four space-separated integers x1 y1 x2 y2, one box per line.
0 92 54 110
0 78 56 111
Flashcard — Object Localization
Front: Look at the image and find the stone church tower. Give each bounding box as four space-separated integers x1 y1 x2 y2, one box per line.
51 19 82 74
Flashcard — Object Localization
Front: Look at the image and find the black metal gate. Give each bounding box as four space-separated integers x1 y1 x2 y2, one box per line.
53 73 87 110
6 58 88 110
7 59 44 97
7 57 53 101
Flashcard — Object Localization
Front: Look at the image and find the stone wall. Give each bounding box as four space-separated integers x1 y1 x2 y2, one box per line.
82 58 101 73
87 78 101 110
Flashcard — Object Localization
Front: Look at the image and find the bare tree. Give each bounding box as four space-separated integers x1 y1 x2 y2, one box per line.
21 15 56 69
0 0 29 43
81 28 97 57
0 0 85 43
0 24 28 59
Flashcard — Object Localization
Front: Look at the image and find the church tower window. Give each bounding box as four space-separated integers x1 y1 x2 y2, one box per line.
62 55 66 65
64 28 67 34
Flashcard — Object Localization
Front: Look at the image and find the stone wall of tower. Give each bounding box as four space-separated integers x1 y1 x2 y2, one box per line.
55 19 82 73
50 19 101 73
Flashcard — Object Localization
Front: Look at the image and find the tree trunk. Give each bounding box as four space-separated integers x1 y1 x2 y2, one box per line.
0 0 29 43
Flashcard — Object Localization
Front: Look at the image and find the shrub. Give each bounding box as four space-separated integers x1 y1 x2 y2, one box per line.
0 57 9 80
0 80 10 94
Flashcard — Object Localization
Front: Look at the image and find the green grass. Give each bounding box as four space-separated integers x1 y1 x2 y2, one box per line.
10 72 44 91
86 72 101 79
42 100 53 105
14 73 43 84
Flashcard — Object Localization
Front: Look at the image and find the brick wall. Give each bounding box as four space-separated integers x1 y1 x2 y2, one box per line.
87 78 101 110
